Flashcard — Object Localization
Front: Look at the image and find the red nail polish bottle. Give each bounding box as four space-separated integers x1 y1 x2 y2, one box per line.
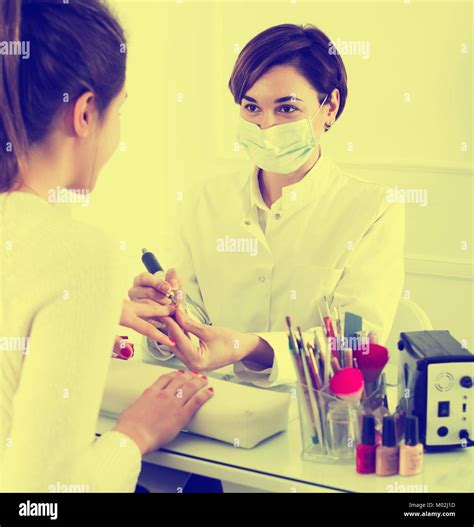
356 415 377 474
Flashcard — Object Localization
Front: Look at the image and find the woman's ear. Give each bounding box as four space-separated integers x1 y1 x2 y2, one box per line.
325 88 340 130
72 91 96 138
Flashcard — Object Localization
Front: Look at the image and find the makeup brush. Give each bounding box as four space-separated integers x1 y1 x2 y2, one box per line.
331 356 341 373
343 347 353 369
322 296 336 340
286 316 296 348
294 322 324 444
297 326 321 389
306 342 322 390
329 367 365 402
334 304 343 341
353 342 389 396
313 333 326 384
286 318 321 445
314 326 330 384
324 317 335 339
380 372 389 410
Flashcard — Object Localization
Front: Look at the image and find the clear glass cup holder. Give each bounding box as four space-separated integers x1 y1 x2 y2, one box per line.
296 381 385 464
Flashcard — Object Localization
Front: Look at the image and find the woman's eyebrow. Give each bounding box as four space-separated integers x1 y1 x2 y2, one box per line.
274 95 304 103
242 94 304 104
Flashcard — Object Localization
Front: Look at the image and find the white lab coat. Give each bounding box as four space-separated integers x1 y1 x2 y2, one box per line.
144 153 405 387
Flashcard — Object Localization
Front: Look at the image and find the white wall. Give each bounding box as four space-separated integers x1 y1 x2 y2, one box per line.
73 0 473 347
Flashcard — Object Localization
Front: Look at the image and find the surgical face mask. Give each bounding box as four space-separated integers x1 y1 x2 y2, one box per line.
237 95 328 174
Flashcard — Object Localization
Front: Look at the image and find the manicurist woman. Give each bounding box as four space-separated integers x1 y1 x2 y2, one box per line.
0 0 213 492
130 24 405 387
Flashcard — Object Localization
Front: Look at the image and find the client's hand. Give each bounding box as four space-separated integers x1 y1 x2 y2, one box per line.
114 370 214 455
159 307 274 372
120 299 177 347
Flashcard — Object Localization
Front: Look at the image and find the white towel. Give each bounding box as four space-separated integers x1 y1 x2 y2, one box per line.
101 359 291 449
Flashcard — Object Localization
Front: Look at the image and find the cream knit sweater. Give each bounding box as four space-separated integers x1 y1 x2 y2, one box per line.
0 191 142 492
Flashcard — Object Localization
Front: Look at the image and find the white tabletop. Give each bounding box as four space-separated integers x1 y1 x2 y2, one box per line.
96 364 474 493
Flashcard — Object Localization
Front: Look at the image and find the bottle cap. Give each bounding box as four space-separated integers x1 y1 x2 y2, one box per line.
405 415 419 446
382 416 397 447
361 414 376 445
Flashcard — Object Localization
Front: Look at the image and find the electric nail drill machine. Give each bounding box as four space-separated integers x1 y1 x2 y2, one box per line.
397 330 474 451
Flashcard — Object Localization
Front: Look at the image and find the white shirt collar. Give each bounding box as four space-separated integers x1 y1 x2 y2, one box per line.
248 151 330 216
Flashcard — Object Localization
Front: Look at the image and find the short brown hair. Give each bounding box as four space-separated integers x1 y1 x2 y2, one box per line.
229 24 347 121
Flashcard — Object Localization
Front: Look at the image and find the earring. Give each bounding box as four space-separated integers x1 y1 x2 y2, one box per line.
324 121 335 132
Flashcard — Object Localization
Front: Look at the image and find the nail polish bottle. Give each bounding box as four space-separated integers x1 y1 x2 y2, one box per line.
356 415 376 474
399 416 423 476
376 416 400 476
